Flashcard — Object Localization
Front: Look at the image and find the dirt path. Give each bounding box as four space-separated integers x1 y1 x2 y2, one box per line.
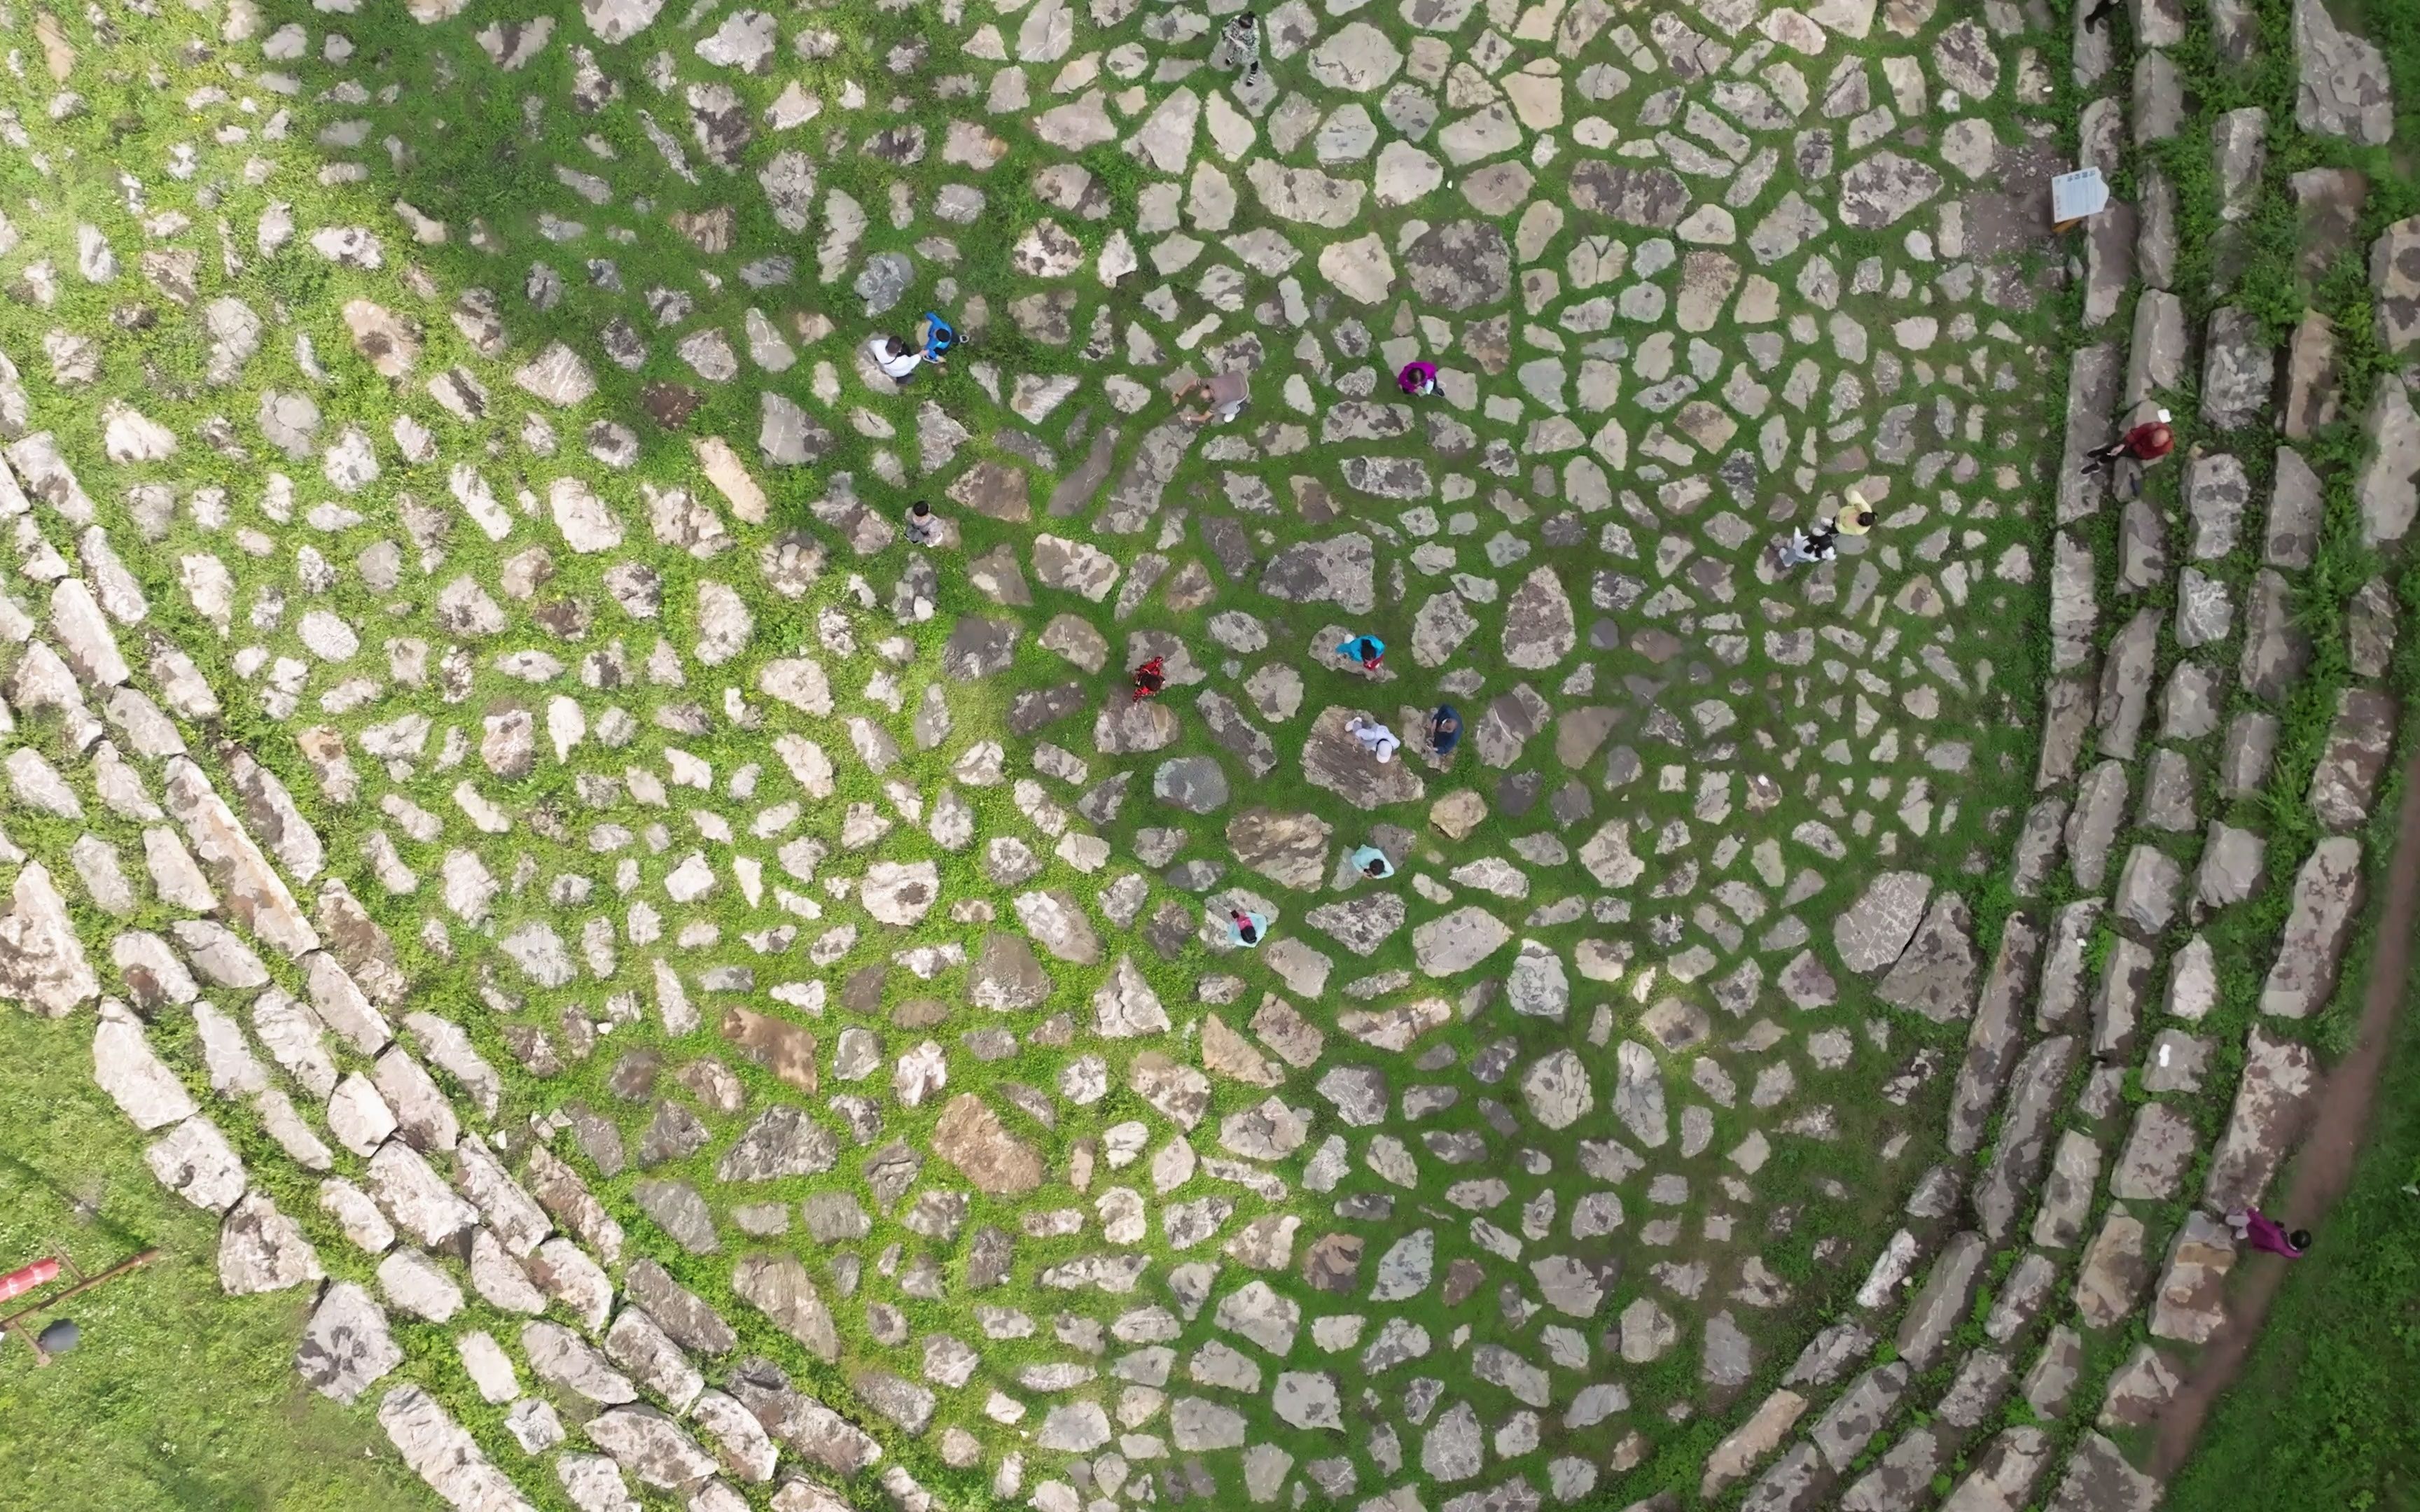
2152 741 2420 1478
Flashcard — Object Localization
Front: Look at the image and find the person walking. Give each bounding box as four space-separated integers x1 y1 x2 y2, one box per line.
919 311 959 366
1335 634 1385 673
904 500 939 547
2081 408 2174 475
1175 368 1251 426
2226 1208 2311 1258
868 332 924 386
1776 517 1840 570
1229 908 1266 947
1427 704 1461 757
1209 10 1263 85
1130 657 1166 702
1344 715 1401 763
1349 844 1395 879
1397 360 1440 397
1833 486 1876 538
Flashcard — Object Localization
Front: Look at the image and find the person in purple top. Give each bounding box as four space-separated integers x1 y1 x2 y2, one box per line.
2226 1208 2310 1258
1397 360 1439 396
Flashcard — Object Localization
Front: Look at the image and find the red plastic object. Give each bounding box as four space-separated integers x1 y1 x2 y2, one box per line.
0 1259 60 1305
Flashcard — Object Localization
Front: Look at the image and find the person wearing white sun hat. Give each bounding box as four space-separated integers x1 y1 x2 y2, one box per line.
1343 715 1400 763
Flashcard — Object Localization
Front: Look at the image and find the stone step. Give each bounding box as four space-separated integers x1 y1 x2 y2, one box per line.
23 465 697 1508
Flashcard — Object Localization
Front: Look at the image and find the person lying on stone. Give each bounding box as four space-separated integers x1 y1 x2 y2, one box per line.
1344 715 1400 763
1349 844 1396 880
1230 909 1266 946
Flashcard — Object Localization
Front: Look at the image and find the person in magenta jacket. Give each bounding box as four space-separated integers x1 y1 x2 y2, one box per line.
2226 1208 2310 1257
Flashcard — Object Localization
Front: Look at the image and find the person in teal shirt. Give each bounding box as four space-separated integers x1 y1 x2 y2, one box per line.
1336 634 1385 672
1349 845 1394 880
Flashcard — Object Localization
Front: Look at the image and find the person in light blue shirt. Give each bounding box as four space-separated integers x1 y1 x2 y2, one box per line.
1349 846 1394 881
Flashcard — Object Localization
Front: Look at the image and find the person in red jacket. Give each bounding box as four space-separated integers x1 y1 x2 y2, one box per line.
2081 408 2174 475
1130 657 1166 702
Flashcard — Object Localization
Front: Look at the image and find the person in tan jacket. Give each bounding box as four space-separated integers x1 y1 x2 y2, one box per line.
1834 486 1876 537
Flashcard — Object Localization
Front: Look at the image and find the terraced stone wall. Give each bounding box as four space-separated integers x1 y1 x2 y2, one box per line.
0 0 2406 1510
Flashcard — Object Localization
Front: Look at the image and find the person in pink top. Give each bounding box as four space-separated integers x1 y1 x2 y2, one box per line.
2225 1208 2310 1257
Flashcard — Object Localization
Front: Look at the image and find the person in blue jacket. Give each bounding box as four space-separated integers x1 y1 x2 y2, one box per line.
919 311 958 366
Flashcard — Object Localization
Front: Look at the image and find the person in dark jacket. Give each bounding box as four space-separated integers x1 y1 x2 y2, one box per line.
1428 705 1461 756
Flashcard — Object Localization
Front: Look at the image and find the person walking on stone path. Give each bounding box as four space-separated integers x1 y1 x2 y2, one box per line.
1427 704 1461 757
1209 10 1263 87
919 310 959 365
1344 715 1400 763
2080 407 2174 475
2227 1208 2311 1258
868 331 926 387
1230 908 1266 947
1130 656 1166 702
1336 634 1385 673
1397 360 1440 397
904 500 939 547
1776 517 1840 570
1349 844 1396 879
1175 367 1251 426
1833 486 1876 538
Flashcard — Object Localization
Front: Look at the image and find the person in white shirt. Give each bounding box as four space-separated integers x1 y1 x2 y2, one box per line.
868 332 924 386
1210 11 1263 86
1344 715 1400 763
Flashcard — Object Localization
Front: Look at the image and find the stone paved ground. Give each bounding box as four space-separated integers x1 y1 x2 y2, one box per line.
0 0 2410 1508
